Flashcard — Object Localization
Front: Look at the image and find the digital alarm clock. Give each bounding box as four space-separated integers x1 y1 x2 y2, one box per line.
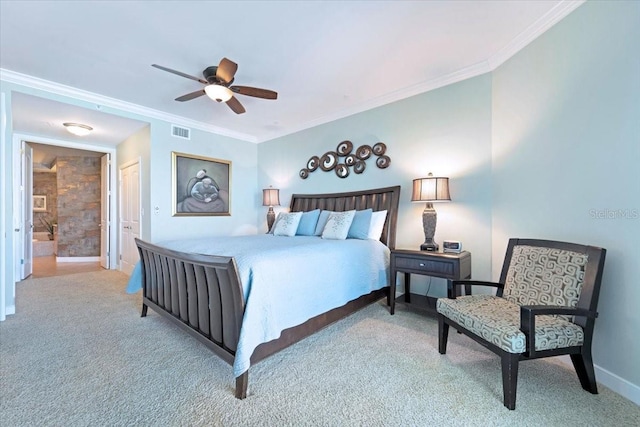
442 240 462 253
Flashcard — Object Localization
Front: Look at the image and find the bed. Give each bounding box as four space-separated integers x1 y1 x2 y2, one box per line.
134 185 400 398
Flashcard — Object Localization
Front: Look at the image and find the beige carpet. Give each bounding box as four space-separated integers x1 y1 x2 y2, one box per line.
1 271 638 426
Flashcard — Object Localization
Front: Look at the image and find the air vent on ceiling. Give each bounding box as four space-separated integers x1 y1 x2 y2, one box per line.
171 124 191 140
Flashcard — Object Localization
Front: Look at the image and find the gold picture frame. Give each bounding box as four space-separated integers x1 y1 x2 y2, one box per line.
172 151 231 216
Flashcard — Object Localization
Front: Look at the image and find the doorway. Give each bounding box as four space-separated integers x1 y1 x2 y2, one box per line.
12 135 118 283
28 142 110 278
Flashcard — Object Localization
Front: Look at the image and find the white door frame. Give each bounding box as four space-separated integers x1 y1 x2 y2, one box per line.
10 133 118 309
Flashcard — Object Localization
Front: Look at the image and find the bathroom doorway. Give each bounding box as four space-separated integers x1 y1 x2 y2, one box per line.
29 142 110 278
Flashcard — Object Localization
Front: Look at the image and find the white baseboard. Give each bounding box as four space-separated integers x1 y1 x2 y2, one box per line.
556 355 639 406
596 364 640 406
56 256 100 263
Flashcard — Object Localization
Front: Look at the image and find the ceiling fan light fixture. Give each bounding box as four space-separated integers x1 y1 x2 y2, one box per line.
204 84 233 102
63 122 93 136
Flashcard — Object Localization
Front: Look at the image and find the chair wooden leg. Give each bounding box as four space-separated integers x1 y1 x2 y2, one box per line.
571 350 598 394
501 352 520 410
438 315 449 354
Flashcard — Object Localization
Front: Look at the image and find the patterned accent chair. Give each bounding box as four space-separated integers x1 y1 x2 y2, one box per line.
436 238 606 410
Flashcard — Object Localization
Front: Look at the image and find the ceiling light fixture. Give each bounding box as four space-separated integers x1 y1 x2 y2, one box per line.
63 122 93 136
204 84 233 102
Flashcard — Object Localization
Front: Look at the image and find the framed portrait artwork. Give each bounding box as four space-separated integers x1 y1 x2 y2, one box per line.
33 195 47 212
172 151 231 216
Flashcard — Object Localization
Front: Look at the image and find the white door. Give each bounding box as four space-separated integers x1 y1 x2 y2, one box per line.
100 154 111 269
22 142 33 279
120 162 140 275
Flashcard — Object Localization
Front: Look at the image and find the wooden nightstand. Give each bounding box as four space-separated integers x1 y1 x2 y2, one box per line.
389 249 471 315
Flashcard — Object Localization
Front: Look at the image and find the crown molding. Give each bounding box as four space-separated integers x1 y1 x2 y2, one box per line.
486 0 585 70
0 68 259 143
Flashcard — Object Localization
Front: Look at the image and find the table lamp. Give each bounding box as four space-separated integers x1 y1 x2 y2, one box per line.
411 173 450 251
262 187 280 230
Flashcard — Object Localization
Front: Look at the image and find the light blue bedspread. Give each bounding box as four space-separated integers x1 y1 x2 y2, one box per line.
126 235 390 377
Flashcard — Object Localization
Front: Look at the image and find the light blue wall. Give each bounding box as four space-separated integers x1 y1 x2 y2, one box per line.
147 122 259 241
258 74 494 297
492 0 640 390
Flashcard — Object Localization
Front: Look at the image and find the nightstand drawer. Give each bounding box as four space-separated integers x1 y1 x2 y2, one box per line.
394 257 454 276
389 249 472 316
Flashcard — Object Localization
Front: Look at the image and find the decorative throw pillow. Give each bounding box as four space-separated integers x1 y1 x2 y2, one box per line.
321 210 356 240
367 210 388 240
273 212 303 237
296 209 321 236
347 208 373 240
314 210 334 236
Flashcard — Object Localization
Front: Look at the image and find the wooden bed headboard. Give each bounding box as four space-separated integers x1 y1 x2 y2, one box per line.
289 185 401 249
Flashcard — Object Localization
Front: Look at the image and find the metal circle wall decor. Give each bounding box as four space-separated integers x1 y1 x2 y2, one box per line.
320 151 338 171
356 145 372 160
300 140 391 179
376 155 391 169
335 164 349 178
306 155 320 171
336 140 353 156
372 142 386 156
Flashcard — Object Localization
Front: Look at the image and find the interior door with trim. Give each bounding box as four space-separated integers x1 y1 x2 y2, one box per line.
120 162 140 275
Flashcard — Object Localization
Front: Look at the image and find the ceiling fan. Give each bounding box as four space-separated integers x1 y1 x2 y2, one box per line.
152 57 277 114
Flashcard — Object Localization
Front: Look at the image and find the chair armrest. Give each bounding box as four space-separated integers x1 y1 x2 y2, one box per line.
447 280 504 299
520 305 598 357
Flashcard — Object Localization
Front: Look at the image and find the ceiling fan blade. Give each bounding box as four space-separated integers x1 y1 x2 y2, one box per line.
175 90 206 102
152 64 208 85
230 85 278 100
216 57 238 84
226 96 246 114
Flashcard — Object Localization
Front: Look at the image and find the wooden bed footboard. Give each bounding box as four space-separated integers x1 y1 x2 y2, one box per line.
135 237 389 399
134 185 401 399
135 238 249 396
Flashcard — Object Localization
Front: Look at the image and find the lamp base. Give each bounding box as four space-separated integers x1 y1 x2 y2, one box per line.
420 240 439 252
266 207 276 231
420 203 439 252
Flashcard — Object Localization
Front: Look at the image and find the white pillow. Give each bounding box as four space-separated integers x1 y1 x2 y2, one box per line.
367 210 388 240
273 212 303 237
321 210 356 240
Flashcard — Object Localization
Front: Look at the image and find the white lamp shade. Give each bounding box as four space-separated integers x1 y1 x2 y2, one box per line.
411 176 451 202
204 85 233 102
262 188 280 206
